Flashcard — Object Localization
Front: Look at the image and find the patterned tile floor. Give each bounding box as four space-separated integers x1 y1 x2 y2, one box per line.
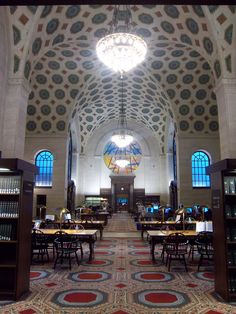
0 238 236 314
1 213 236 313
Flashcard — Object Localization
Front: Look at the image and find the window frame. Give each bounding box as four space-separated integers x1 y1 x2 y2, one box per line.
191 150 211 189
35 150 54 188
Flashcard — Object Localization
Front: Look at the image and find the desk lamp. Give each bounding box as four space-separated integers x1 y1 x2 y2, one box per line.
59 208 70 231
175 207 186 230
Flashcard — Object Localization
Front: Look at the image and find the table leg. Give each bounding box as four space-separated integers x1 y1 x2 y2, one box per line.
100 228 103 240
88 238 94 261
151 237 155 261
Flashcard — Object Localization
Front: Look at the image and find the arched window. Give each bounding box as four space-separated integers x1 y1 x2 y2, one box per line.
192 151 211 188
35 150 54 187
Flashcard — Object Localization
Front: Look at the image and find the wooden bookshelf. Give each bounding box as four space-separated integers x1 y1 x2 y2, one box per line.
0 158 37 300
207 159 236 301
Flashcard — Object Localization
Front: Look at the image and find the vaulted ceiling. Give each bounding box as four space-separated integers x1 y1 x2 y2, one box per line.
7 5 236 153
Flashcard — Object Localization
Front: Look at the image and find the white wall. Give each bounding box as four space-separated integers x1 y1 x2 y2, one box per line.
75 120 170 203
24 135 68 216
0 8 9 154
177 134 220 207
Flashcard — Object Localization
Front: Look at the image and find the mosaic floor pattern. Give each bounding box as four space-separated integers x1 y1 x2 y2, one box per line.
104 212 137 232
1 237 236 314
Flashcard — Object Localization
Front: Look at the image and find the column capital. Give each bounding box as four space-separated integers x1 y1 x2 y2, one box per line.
8 77 31 96
214 78 236 94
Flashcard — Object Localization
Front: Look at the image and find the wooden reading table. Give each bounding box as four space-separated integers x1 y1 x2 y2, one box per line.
147 230 198 261
38 229 98 261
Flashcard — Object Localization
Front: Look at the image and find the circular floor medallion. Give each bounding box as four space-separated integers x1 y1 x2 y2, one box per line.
81 259 113 267
134 289 190 308
52 289 108 307
30 270 50 281
130 259 161 267
194 271 214 281
69 271 111 282
132 271 174 282
129 251 150 256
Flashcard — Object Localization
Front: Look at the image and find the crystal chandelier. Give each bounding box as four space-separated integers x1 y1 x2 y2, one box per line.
96 5 147 75
111 76 133 148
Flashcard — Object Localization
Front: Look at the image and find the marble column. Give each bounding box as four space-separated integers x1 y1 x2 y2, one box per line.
214 79 236 159
129 182 134 212
2 78 30 158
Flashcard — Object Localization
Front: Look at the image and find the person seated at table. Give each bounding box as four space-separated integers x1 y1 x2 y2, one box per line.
144 208 154 221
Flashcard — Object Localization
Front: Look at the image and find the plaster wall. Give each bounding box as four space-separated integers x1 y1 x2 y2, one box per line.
177 135 220 207
24 136 68 216
76 120 170 203
0 8 9 154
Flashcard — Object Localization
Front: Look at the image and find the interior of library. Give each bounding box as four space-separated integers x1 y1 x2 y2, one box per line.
0 4 236 313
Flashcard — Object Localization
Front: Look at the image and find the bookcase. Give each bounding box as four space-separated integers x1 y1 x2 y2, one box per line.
207 159 236 301
0 158 37 300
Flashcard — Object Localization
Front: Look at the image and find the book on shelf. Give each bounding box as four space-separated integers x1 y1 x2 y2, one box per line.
229 178 236 194
0 201 19 217
231 227 236 241
196 221 213 232
0 176 21 194
228 251 234 266
232 205 236 217
225 179 230 194
0 223 16 241
225 204 232 218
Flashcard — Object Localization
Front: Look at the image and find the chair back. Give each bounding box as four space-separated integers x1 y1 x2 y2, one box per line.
165 232 188 254
195 231 213 255
32 228 48 247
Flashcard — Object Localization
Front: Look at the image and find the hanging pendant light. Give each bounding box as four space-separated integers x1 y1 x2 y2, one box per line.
111 76 133 148
115 159 129 168
96 5 147 75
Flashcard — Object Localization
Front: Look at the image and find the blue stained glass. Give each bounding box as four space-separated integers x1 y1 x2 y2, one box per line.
35 150 54 187
192 151 211 188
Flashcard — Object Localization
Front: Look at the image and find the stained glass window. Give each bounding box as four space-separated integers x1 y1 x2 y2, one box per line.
192 151 210 188
103 141 142 174
35 150 54 187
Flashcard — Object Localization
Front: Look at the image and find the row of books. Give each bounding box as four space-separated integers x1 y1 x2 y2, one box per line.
224 177 236 194
0 176 21 194
227 250 236 266
225 204 236 218
229 276 236 293
0 201 19 218
0 224 16 241
226 228 236 242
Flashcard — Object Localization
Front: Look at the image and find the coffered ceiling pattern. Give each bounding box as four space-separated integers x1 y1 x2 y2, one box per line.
6 5 236 153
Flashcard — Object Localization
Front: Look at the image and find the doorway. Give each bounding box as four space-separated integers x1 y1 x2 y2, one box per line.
110 175 135 212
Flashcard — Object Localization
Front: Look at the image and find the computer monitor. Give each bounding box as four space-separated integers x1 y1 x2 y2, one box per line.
153 204 159 213
202 207 208 213
186 207 193 214
165 207 172 214
117 198 128 205
146 207 154 213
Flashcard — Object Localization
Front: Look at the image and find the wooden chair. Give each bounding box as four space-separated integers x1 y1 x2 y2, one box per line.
195 231 214 271
53 232 81 270
160 225 176 262
31 229 49 263
165 232 189 271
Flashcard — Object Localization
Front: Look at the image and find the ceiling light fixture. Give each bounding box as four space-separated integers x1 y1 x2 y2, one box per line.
111 76 133 148
96 5 147 75
115 159 129 168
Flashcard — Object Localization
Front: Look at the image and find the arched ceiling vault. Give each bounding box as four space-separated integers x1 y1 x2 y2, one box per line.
6 5 236 152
